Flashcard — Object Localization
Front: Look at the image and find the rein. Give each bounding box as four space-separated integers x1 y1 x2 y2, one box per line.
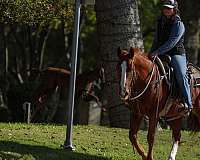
128 56 162 123
128 56 157 101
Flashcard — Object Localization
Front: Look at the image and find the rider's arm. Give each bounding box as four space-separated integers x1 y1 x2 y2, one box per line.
153 20 185 55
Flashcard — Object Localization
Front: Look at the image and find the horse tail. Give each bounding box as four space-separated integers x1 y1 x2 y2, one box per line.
188 111 200 133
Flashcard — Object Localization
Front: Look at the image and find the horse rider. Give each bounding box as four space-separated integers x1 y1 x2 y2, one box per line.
149 0 193 113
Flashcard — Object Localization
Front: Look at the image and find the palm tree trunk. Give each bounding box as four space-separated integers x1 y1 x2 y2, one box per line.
178 0 200 64
184 21 200 64
95 0 143 128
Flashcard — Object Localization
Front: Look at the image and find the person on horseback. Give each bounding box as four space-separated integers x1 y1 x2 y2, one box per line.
149 0 193 113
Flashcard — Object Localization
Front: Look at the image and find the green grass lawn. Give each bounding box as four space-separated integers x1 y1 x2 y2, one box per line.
0 123 200 160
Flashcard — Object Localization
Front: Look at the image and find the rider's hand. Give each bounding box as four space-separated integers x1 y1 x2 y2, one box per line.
148 54 156 60
148 52 158 60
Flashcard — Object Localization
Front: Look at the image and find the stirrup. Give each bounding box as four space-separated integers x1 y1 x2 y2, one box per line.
177 103 192 116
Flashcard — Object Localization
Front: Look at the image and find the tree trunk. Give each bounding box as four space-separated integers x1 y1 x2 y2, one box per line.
178 0 200 64
39 27 51 70
95 0 143 128
184 21 200 64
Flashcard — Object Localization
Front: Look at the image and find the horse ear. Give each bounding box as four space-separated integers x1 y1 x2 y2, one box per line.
129 47 134 58
117 47 121 58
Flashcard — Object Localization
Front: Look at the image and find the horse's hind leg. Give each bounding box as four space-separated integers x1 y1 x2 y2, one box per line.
129 112 147 160
167 119 182 160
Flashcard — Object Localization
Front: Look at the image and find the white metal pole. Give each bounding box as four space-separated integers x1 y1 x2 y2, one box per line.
63 0 81 151
27 103 31 124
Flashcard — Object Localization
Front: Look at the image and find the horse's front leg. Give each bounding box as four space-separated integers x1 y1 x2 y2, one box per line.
129 111 147 160
147 116 159 160
167 119 182 160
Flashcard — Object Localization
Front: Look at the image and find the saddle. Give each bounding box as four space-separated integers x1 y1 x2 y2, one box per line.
188 63 200 87
156 55 200 92
154 55 200 118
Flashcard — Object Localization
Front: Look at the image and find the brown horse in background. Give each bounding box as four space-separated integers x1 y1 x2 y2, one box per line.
31 67 105 122
117 47 200 160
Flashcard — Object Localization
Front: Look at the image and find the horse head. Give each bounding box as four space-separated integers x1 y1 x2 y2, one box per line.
117 47 134 99
79 67 105 103
117 47 138 100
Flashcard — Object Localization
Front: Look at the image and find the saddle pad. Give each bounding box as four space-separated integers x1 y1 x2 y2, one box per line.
188 63 200 87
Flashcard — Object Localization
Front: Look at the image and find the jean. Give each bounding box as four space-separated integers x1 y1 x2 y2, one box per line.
171 54 192 108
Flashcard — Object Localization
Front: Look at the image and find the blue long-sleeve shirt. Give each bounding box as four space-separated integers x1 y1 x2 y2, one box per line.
150 16 185 55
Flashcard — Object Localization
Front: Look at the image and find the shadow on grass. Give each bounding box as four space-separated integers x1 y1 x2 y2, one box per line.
0 141 111 160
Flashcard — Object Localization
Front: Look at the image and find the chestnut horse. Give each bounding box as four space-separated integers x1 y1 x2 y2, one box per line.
117 47 200 160
31 67 105 122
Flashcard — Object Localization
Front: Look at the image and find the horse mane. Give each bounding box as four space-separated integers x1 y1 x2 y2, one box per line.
128 47 152 68
134 48 149 57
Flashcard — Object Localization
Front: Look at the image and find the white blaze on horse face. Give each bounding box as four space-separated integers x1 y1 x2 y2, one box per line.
120 61 127 96
168 141 179 160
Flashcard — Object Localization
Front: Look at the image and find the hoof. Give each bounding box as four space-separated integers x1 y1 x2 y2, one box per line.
168 156 175 160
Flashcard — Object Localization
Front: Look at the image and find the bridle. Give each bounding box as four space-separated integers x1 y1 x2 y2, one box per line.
122 56 157 102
